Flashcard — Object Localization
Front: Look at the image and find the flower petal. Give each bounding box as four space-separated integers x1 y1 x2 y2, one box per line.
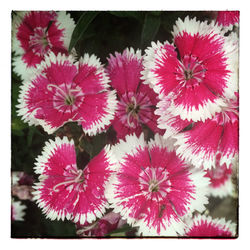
107 47 142 96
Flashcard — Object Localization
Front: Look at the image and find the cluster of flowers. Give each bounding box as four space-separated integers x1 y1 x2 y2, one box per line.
12 11 239 237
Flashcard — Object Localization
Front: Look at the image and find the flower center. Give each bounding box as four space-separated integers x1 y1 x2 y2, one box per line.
53 165 85 192
176 55 206 88
29 27 51 56
117 92 153 128
148 179 159 192
184 69 193 80
47 83 85 114
139 166 171 201
126 101 140 116
65 95 75 106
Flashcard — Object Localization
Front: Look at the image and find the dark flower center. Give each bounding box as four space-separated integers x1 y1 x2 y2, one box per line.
148 180 159 192
184 69 193 80
127 102 140 116
65 95 75 106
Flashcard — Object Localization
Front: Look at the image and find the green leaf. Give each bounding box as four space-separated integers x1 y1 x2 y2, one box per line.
68 11 99 52
141 13 161 47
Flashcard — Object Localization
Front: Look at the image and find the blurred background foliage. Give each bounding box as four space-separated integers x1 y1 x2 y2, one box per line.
11 10 237 238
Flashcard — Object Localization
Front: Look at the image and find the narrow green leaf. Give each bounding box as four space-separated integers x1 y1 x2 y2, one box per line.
141 13 161 47
68 11 99 52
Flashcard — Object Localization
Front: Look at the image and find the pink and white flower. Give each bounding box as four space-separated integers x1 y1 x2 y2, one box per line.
216 11 239 31
184 215 236 237
107 48 162 139
11 199 26 221
174 95 239 169
12 11 75 81
106 134 210 236
32 136 115 225
205 154 234 198
142 16 238 122
17 52 117 135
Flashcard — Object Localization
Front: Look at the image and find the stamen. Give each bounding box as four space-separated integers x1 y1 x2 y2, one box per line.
131 96 137 108
127 110 134 127
126 96 140 127
53 169 83 192
148 181 159 192
47 84 67 98
157 171 169 186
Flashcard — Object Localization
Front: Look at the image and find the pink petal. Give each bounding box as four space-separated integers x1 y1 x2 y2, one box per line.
174 119 224 169
77 90 117 136
44 59 77 84
22 50 43 67
169 81 225 122
107 48 142 96
112 117 142 139
216 11 239 27
74 62 107 95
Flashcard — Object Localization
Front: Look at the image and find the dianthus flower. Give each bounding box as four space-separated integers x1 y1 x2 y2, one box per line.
106 134 210 236
32 136 114 224
205 154 234 198
106 48 162 139
174 95 239 169
142 16 238 122
12 11 75 81
17 52 117 135
184 215 236 237
216 11 239 31
11 199 26 221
